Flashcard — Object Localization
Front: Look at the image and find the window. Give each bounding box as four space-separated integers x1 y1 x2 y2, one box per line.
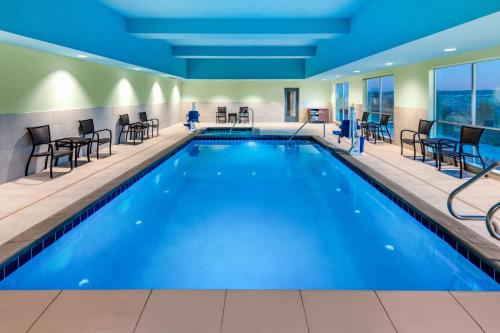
335 82 349 121
365 75 394 135
434 59 500 165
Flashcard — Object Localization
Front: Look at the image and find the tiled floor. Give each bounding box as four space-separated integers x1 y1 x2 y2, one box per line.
0 290 499 332
0 122 499 332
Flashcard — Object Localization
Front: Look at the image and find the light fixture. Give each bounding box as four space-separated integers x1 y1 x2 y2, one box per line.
132 67 142 71
385 62 394 66
335 75 341 78
77 54 88 59
321 78 327 81
444 48 457 52
353 70 361 73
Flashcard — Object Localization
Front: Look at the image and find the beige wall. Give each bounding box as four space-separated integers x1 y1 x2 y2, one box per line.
182 80 331 122
0 42 183 184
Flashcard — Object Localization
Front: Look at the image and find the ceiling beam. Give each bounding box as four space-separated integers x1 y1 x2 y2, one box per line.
127 18 349 39
172 46 316 59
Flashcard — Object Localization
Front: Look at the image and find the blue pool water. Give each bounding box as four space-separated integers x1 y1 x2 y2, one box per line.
1 139 498 290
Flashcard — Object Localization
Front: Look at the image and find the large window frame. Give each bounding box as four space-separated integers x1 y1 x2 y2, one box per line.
364 75 395 136
433 57 500 165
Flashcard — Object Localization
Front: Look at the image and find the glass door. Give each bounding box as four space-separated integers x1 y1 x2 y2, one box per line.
284 88 299 122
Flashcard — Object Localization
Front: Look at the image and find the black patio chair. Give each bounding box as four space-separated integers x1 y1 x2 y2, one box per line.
25 125 73 178
239 106 249 123
216 107 227 123
139 112 159 138
400 120 434 160
437 126 485 179
366 114 392 144
79 119 112 159
228 112 238 123
118 114 146 145
359 112 369 136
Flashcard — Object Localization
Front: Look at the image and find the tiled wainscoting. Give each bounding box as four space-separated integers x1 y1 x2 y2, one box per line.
0 102 180 184
181 101 330 123
393 106 429 145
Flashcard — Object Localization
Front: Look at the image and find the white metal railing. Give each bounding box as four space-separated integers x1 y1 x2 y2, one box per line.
288 113 326 141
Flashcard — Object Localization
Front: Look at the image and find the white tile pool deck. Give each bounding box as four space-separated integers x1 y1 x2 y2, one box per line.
0 122 499 332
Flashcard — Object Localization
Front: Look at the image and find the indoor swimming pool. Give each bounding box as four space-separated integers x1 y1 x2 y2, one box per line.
0 139 498 290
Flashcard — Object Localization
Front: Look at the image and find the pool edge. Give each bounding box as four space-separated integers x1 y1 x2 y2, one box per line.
0 134 498 286
312 135 500 283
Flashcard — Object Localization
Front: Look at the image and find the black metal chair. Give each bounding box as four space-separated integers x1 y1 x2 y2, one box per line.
79 119 112 159
366 114 392 144
359 112 369 136
400 120 434 160
216 107 227 123
25 125 73 178
437 126 485 179
239 106 249 123
118 114 146 145
228 112 238 123
139 112 159 138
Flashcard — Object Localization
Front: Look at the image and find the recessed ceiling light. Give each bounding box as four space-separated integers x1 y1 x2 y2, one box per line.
77 54 88 59
335 75 341 78
444 48 457 52
133 67 142 71
385 62 394 66
353 70 361 73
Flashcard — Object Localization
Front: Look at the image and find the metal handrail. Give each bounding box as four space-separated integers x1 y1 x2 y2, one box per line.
447 161 500 221
229 108 254 134
486 202 500 240
288 113 326 141
288 116 310 141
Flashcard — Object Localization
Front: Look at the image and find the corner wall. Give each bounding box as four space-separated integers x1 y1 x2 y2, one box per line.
181 80 331 122
0 42 183 184
329 46 500 144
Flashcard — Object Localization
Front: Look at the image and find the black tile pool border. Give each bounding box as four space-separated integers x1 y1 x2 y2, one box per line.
0 135 498 286
199 127 257 133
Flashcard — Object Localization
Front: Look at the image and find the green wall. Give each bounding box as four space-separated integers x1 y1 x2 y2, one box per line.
182 80 330 104
0 42 182 115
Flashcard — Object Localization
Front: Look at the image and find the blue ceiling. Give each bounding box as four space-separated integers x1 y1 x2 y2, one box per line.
0 0 499 79
100 0 363 53
98 0 368 19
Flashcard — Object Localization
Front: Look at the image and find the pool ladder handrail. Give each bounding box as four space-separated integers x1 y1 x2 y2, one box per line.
229 108 254 134
288 113 326 141
486 202 500 240
447 161 500 240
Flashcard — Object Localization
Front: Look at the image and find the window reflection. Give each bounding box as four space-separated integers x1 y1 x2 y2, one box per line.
335 82 349 121
434 59 500 165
